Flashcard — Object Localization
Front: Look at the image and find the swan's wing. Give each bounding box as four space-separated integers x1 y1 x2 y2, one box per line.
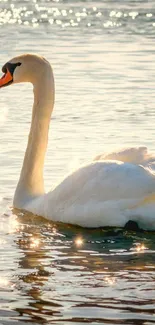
94 146 155 166
27 161 155 229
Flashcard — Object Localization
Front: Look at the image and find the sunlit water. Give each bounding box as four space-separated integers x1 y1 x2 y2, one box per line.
0 0 155 324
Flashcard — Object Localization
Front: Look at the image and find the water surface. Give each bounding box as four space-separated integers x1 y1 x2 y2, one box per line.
0 0 155 324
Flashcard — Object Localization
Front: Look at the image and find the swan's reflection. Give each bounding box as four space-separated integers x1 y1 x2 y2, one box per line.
13 209 62 323
4 209 155 324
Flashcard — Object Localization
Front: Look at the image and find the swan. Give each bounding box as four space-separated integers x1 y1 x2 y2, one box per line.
94 146 155 168
0 53 155 230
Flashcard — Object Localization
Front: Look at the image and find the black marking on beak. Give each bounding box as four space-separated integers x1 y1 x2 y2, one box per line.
0 62 21 88
2 62 21 76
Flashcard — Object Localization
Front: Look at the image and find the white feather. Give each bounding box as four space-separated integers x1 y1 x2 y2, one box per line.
25 161 155 229
94 146 155 167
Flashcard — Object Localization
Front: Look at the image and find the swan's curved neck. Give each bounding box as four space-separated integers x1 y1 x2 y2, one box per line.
13 68 54 208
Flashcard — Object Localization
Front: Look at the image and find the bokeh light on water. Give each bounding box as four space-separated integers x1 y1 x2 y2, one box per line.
0 0 155 324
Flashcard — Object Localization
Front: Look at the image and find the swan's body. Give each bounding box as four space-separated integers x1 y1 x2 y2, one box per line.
24 161 155 229
1 54 155 230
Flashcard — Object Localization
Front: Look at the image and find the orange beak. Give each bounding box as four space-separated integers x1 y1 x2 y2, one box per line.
0 68 13 88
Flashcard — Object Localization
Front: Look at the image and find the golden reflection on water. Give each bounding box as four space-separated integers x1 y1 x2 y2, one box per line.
0 212 20 234
0 277 9 288
74 236 84 247
0 208 154 324
0 0 155 323
30 237 40 249
1 0 154 34
8 215 20 233
135 243 147 252
105 276 116 285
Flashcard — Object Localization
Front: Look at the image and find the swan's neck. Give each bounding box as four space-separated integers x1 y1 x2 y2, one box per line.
13 69 54 208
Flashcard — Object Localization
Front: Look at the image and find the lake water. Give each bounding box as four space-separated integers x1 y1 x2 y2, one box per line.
0 0 155 324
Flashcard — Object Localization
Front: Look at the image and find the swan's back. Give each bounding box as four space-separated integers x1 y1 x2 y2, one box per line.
95 146 155 166
24 160 155 229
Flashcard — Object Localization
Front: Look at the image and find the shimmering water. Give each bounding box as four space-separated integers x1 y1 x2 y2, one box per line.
0 0 155 324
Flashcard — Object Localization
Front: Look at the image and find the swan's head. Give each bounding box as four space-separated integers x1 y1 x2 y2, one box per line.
0 53 52 88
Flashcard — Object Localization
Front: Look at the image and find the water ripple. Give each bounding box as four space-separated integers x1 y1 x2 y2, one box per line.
0 0 155 324
0 211 154 324
0 0 155 34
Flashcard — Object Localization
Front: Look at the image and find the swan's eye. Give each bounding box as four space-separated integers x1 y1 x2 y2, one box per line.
0 62 21 88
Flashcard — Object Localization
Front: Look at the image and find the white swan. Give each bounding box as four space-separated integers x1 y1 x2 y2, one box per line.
1 53 155 230
94 146 155 167
94 146 155 166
